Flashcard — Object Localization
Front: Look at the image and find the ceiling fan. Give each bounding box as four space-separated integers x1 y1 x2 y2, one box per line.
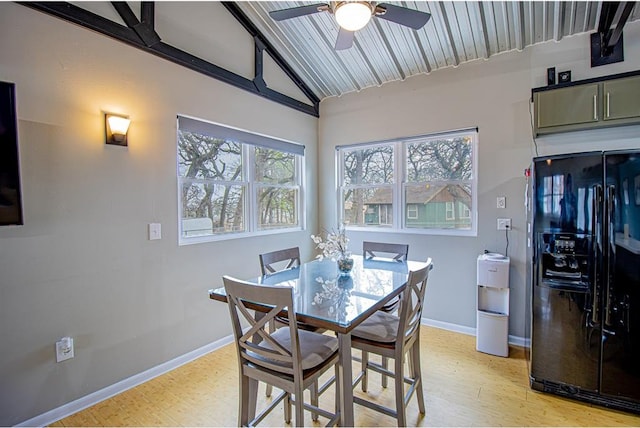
269 1 431 50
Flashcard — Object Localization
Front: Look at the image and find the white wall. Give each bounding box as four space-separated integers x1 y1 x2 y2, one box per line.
318 21 640 340
0 4 318 425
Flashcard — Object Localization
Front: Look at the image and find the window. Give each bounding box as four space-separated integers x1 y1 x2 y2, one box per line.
338 128 477 236
177 116 304 244
407 204 418 220
445 202 455 220
460 204 471 219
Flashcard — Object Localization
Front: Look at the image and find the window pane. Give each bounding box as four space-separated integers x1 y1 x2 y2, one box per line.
343 146 394 185
181 182 245 236
178 131 242 181
343 187 393 227
406 136 473 181
405 184 471 230
178 117 304 243
255 148 296 184
257 187 298 230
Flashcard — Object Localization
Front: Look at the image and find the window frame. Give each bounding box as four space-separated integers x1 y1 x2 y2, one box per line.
337 128 478 237
177 116 305 245
407 204 418 220
445 201 455 221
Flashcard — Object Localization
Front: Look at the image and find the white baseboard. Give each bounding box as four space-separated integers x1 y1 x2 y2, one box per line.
421 317 527 347
19 320 526 427
16 335 235 427
421 317 477 336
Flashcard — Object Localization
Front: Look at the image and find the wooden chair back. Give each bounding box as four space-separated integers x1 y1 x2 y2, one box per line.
223 276 302 376
363 241 409 262
259 247 301 275
397 259 433 345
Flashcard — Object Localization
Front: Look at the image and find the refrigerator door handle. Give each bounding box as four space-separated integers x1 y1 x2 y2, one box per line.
590 184 602 325
604 185 615 327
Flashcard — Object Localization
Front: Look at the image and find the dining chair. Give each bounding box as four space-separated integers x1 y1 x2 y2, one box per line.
259 247 301 275
259 247 327 404
223 275 340 427
363 241 409 263
362 241 410 387
350 259 433 427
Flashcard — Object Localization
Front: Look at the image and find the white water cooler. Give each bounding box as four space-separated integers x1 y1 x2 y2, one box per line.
476 253 510 357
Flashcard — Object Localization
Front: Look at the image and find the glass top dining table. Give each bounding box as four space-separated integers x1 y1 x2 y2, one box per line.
209 255 430 426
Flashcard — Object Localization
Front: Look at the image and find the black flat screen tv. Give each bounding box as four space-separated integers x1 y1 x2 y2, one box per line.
0 81 23 226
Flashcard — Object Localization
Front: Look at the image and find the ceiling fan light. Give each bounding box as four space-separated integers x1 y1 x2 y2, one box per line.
335 2 372 32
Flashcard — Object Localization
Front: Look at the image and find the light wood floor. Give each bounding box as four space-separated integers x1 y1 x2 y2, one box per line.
50 326 640 427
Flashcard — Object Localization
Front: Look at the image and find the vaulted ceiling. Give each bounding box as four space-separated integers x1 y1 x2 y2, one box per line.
23 2 640 117
238 1 640 99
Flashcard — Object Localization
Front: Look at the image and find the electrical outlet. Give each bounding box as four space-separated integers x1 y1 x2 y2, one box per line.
56 337 74 362
497 218 511 230
497 196 506 209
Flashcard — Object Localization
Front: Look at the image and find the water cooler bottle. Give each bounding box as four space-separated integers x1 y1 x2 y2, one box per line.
476 253 510 357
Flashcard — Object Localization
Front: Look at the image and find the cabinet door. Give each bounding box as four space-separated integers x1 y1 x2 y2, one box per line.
603 75 640 121
535 83 600 130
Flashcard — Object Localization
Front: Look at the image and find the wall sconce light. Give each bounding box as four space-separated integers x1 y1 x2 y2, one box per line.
105 113 131 146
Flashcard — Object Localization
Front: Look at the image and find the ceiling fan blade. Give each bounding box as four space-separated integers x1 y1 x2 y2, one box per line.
376 3 431 30
335 27 355 50
269 3 328 21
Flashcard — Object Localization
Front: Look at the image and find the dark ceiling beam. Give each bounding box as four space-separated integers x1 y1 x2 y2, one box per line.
111 1 161 47
597 1 633 51
222 2 321 107
597 1 619 34
254 37 267 91
590 2 632 67
20 2 319 117
140 2 155 28
604 2 634 49
111 2 138 27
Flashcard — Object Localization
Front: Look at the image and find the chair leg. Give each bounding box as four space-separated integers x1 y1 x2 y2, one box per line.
238 375 249 427
294 386 305 427
382 356 389 388
411 341 425 414
310 381 319 421
394 356 406 427
334 364 340 422
239 375 258 426
361 350 369 392
284 393 292 424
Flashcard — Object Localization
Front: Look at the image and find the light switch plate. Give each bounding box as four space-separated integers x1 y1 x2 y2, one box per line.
149 223 162 240
497 196 506 209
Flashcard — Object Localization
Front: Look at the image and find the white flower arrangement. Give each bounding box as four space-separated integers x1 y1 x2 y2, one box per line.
312 275 352 318
310 223 350 261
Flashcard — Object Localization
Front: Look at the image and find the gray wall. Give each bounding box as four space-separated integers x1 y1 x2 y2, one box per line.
0 4 318 425
318 22 640 339
1 1 640 425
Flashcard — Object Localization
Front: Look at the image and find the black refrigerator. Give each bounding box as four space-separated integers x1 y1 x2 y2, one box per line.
529 150 640 413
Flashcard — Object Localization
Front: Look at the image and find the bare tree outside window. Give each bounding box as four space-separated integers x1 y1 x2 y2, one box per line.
338 130 477 235
177 119 303 242
179 131 244 235
405 136 473 230
255 148 298 230
341 145 394 226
